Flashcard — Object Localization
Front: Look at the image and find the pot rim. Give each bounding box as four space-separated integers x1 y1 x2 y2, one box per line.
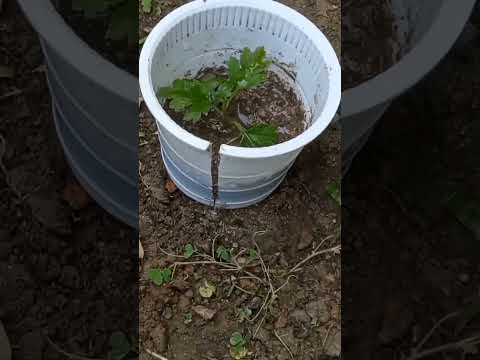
341 0 476 117
16 0 137 102
139 0 341 159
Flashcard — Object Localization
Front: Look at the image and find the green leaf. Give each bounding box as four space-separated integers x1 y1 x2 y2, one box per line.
158 79 215 122
216 246 233 262
230 332 246 347
148 268 173 286
326 182 341 206
228 57 243 83
184 244 195 259
142 0 153 13
240 124 278 147
248 248 258 261
109 331 131 360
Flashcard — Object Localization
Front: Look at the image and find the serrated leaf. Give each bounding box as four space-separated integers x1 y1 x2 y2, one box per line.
240 124 278 147
109 331 131 360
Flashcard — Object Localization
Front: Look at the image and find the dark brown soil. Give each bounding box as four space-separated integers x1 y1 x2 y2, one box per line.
52 0 138 75
164 70 307 147
139 1 341 359
343 9 480 360
342 0 400 89
0 2 137 359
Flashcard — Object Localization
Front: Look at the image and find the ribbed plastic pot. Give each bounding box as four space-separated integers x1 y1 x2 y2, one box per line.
140 0 341 208
17 0 138 228
341 0 476 173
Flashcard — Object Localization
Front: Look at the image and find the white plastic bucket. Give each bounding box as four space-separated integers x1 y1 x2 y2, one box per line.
140 0 341 207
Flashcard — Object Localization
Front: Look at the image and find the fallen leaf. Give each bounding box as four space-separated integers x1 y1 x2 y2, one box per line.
165 179 177 193
199 280 216 298
193 305 217 321
139 240 144 259
63 181 91 210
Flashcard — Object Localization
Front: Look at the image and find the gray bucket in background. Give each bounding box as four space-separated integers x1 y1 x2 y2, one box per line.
341 0 476 174
17 0 138 228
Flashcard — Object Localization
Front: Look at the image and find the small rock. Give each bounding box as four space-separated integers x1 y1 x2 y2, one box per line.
164 179 177 194
150 324 168 353
192 305 217 321
297 230 313 250
184 289 194 298
0 321 11 360
324 329 341 356
18 330 44 360
305 300 330 324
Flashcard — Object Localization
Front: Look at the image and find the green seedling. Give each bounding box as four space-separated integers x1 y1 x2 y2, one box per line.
229 332 249 359
238 307 252 323
248 248 258 262
184 312 193 324
216 245 233 263
73 0 137 46
184 243 196 259
158 47 278 147
148 268 173 286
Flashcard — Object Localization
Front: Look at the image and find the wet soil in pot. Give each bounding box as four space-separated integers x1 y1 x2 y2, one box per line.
51 0 137 75
163 69 309 148
342 0 402 89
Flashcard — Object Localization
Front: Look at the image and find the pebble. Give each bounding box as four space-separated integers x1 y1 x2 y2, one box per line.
297 230 314 250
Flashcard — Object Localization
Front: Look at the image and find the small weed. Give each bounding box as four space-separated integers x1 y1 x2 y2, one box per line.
229 332 249 359
216 245 233 262
184 312 193 324
238 307 253 323
148 268 173 286
248 248 258 262
141 0 153 13
184 243 196 259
